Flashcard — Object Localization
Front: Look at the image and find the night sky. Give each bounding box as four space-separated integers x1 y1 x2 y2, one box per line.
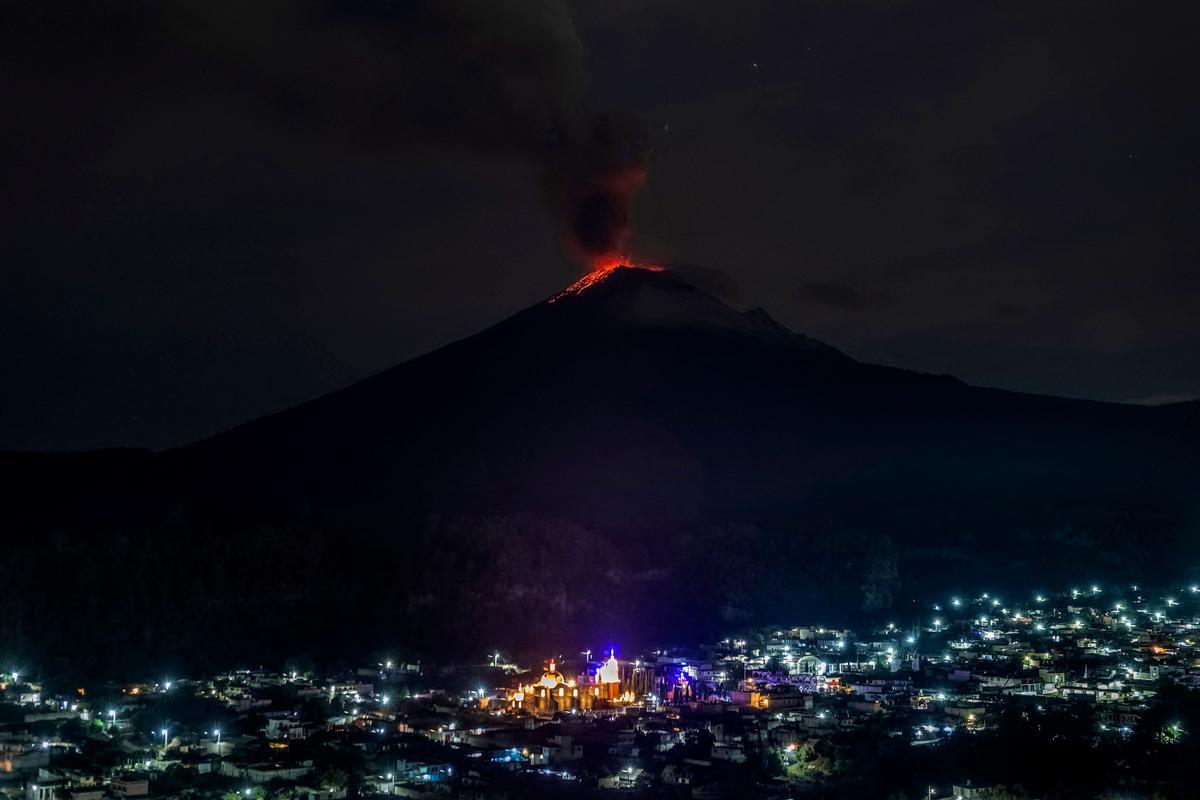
3 1 1196 451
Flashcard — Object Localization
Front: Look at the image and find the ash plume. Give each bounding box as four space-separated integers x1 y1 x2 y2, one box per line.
28 0 651 269
548 112 650 262
413 0 650 264
297 0 650 265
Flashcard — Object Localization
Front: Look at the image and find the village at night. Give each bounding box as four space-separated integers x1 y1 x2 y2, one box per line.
4 584 1200 799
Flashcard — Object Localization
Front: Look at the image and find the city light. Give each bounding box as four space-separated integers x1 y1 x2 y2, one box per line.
3 582 1194 795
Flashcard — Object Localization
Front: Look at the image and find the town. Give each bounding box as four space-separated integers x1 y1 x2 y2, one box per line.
3 585 1198 800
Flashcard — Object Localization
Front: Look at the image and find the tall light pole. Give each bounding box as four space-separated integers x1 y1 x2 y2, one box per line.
161 728 168 747
214 728 222 746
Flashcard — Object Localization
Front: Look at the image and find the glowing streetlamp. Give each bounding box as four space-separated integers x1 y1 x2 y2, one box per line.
160 728 169 747
214 728 222 746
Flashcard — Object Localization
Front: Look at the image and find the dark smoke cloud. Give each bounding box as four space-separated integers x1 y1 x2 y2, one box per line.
547 112 650 260
330 0 652 264
318 0 651 264
15 0 648 268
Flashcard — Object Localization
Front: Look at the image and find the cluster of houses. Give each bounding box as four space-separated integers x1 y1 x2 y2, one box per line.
0 584 1197 799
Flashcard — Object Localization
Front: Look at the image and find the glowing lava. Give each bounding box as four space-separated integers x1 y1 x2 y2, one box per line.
549 256 663 303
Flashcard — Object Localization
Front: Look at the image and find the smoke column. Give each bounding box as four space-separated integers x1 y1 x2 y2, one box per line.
163 0 650 269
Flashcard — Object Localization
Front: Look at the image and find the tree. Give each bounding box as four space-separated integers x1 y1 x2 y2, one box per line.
319 768 349 795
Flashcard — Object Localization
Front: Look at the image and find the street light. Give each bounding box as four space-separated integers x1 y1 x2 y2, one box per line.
161 728 168 747
214 728 222 746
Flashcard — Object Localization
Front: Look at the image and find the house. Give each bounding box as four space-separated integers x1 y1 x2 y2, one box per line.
109 776 150 798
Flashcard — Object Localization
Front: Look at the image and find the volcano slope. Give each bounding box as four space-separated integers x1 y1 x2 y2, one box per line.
3 267 1197 669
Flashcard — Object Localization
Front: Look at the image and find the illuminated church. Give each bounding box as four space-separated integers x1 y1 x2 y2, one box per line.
504 653 642 714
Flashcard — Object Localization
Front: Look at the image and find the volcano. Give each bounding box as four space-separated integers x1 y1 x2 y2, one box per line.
165 265 1197 530
3 265 1198 666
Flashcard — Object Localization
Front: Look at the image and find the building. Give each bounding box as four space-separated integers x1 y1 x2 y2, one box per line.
503 655 642 714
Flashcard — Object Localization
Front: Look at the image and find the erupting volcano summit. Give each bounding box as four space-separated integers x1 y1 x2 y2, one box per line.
550 259 663 302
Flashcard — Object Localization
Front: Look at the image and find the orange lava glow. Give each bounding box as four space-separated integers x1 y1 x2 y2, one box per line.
549 256 663 302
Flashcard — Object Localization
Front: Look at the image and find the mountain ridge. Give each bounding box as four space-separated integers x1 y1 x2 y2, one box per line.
1 265 1197 669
